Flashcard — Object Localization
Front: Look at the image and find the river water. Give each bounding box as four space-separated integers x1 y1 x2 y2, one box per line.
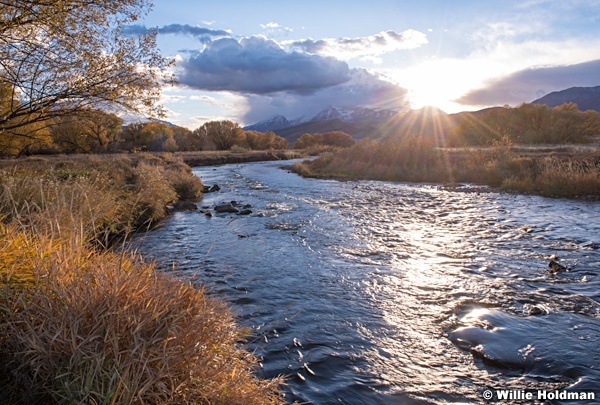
130 160 600 404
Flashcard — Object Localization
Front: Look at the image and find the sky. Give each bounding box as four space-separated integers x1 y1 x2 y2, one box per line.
134 0 600 129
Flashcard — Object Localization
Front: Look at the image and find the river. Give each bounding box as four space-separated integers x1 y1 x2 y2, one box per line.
130 160 600 404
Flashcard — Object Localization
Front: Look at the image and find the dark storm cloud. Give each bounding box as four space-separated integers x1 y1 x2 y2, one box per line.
457 59 600 106
176 36 351 94
123 24 230 43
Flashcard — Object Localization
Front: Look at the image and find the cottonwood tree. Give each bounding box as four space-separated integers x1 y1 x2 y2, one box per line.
195 120 243 150
243 130 287 150
0 0 170 136
120 121 175 151
79 110 124 152
50 109 123 153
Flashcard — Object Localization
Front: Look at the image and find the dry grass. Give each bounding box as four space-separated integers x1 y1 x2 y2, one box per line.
501 156 600 197
293 138 600 198
173 150 306 167
0 154 284 404
0 153 203 244
0 231 283 404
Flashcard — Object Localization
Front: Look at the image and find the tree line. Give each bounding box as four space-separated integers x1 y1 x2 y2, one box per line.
0 108 293 157
447 102 600 146
0 1 358 157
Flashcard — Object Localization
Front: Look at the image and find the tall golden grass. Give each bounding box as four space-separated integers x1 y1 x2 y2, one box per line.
293 136 600 198
0 154 284 404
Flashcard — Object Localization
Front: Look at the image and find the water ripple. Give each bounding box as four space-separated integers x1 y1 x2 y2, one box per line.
129 161 600 404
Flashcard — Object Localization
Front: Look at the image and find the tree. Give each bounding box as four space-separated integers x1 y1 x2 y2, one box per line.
293 131 355 149
0 0 170 136
51 115 92 153
195 120 243 150
293 133 314 149
120 121 174 151
50 110 123 153
321 131 355 147
0 118 51 156
172 126 195 150
243 130 288 150
80 110 124 152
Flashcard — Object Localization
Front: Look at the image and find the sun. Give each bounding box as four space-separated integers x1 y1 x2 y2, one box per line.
392 59 487 113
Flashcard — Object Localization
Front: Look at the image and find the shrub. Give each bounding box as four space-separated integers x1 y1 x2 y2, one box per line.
502 156 600 197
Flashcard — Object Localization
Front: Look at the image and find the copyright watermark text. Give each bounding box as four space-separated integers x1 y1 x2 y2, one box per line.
482 389 596 402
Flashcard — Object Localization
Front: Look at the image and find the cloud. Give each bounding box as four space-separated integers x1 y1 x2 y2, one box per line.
176 36 351 94
260 22 280 29
160 94 186 103
287 29 428 59
260 21 293 33
189 95 220 105
241 68 409 124
123 24 229 43
456 59 600 106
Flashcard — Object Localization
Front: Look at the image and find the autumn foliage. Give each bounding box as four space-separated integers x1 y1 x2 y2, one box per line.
0 155 284 404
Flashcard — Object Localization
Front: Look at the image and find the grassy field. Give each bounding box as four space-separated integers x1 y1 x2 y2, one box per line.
0 154 284 404
292 139 600 199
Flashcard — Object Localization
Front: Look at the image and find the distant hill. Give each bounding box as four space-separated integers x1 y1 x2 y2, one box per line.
375 106 454 139
274 119 380 145
532 86 600 112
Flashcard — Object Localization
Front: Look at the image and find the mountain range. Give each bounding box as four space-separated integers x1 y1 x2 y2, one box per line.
244 106 399 130
242 85 600 145
532 86 600 112
243 106 404 143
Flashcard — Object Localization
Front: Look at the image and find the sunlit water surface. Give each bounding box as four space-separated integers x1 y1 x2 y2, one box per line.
130 160 600 404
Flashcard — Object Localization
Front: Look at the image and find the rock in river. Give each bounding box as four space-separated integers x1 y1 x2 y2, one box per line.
174 201 197 211
214 203 239 213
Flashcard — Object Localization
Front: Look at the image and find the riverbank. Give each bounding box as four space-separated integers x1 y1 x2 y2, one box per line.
0 154 284 404
292 140 600 199
174 149 306 167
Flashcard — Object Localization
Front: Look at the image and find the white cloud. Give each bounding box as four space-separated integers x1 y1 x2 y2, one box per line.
260 21 293 33
287 29 428 59
389 28 600 112
260 22 280 29
161 93 186 103
189 95 219 104
123 24 229 43
360 55 383 65
457 58 600 106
